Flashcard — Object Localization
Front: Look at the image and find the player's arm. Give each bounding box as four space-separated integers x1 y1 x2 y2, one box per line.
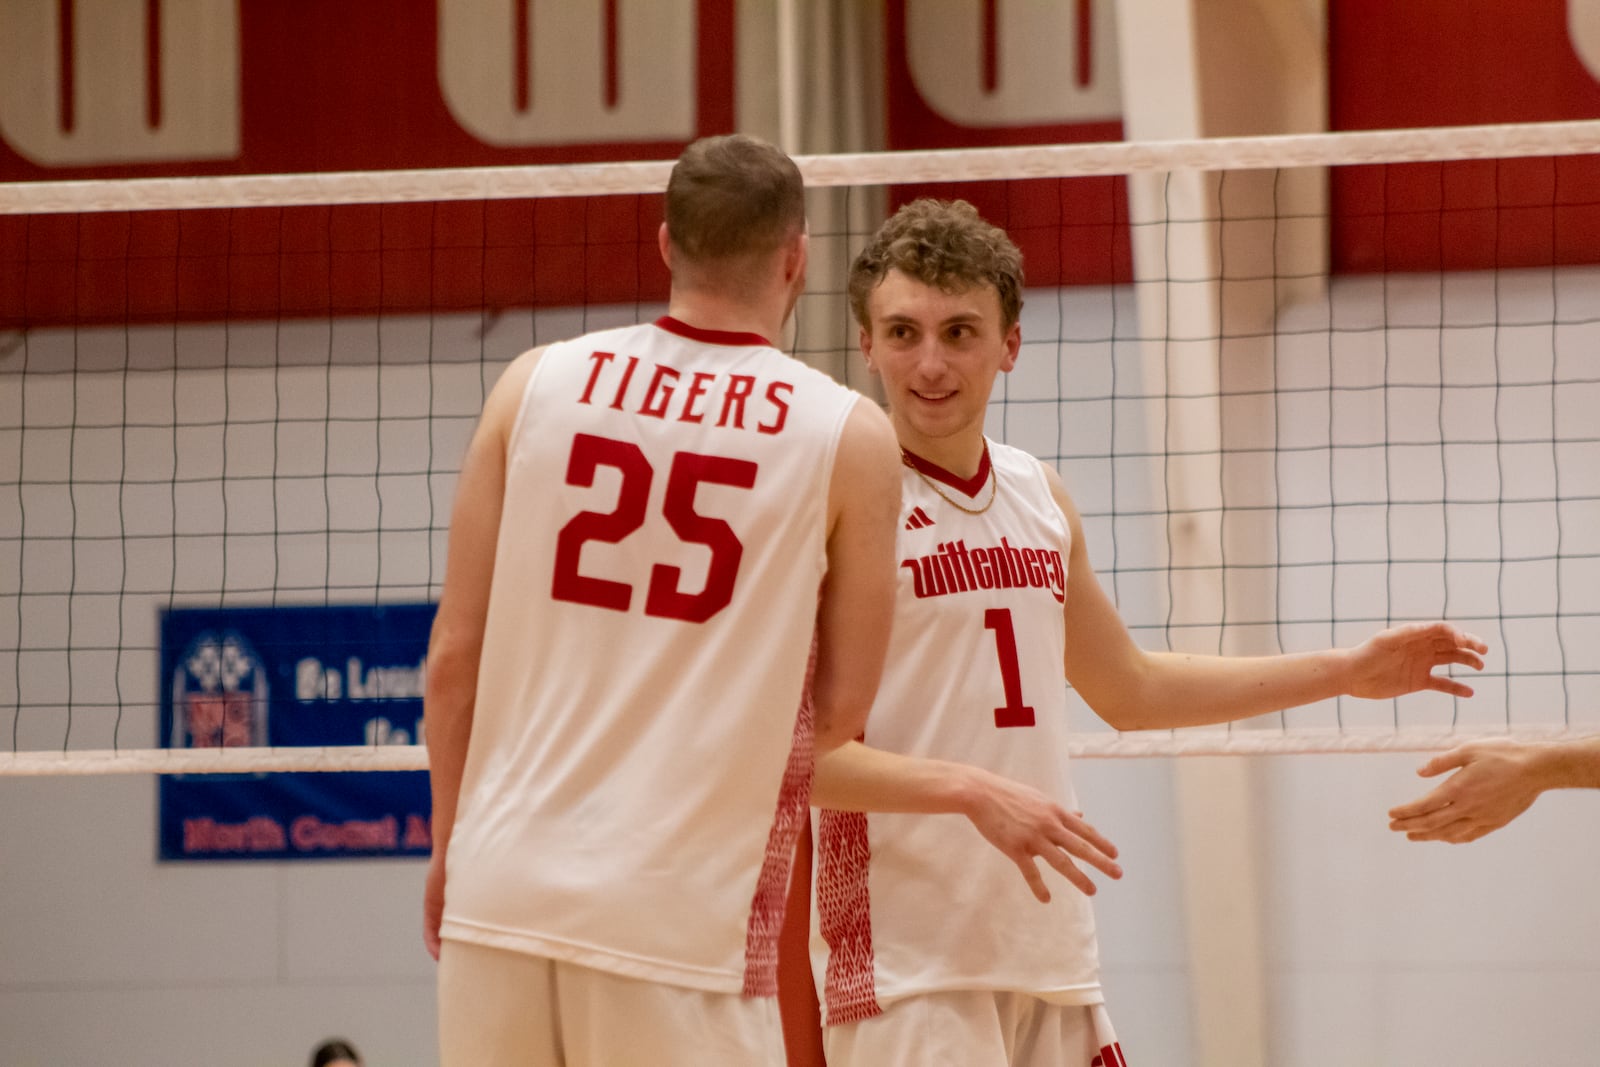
813 740 1122 901
809 396 901 754
809 422 1121 903
1047 465 1487 731
421 345 543 961
1387 734 1600 843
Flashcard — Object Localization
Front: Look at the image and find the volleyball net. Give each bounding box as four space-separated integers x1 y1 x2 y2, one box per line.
5 119 1600 774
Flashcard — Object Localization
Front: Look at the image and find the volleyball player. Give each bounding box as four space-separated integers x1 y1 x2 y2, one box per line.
421 134 903 1067
804 198 1490 1066
1389 734 1600 842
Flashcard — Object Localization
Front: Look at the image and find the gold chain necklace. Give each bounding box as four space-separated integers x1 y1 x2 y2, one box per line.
903 443 998 516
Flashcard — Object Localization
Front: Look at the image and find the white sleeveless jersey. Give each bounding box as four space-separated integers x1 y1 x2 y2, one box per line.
812 440 1102 1023
441 316 859 996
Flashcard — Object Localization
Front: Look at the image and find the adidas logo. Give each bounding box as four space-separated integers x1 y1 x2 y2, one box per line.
904 506 935 530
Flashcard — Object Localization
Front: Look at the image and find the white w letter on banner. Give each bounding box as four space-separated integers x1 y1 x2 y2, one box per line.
905 0 1121 126
0 0 239 166
1571 0 1600 82
438 0 695 146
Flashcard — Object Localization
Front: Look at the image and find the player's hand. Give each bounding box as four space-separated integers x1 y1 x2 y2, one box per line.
1387 738 1545 843
423 849 447 960
963 769 1122 903
1345 622 1487 700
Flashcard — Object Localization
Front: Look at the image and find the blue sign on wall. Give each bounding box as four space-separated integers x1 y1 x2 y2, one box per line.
158 603 435 861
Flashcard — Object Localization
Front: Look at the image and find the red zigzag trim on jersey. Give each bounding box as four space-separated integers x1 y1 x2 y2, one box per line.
741 638 818 996
816 806 881 1023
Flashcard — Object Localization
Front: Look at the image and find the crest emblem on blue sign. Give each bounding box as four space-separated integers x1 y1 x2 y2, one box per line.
169 630 269 749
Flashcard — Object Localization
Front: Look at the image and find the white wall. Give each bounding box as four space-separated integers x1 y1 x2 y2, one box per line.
0 775 435 1066
1261 751 1600 1065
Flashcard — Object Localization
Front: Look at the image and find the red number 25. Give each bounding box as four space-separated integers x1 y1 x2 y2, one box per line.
551 433 757 623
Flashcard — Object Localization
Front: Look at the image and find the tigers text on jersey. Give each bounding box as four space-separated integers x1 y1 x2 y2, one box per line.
440 316 860 996
812 440 1103 1023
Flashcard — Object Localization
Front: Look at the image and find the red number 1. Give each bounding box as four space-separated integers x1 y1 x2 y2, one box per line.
984 608 1036 728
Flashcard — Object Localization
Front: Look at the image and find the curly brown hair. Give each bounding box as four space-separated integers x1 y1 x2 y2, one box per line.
848 199 1023 331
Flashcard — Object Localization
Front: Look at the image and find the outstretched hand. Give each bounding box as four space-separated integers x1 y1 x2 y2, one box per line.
1346 622 1487 700
1387 738 1544 843
963 769 1123 903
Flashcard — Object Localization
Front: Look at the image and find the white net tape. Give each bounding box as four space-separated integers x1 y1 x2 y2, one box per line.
0 745 429 777
3 726 1595 776
4 119 1600 214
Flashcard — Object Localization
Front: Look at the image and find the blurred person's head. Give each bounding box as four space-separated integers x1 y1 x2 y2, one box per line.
310 1037 362 1067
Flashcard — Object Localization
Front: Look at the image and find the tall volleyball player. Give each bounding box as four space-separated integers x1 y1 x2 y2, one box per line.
421 135 903 1067
803 199 1490 1067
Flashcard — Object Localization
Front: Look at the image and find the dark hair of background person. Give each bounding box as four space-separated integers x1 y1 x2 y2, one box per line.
309 1037 362 1067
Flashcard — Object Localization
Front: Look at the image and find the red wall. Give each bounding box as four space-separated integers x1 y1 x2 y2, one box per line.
8 1 1600 331
881 0 1131 289
1 0 735 329
1329 0 1600 272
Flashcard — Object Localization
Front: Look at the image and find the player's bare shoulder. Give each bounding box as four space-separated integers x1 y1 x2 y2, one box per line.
494 343 550 402
1034 453 1089 540
477 344 551 441
829 397 901 525
841 395 897 460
